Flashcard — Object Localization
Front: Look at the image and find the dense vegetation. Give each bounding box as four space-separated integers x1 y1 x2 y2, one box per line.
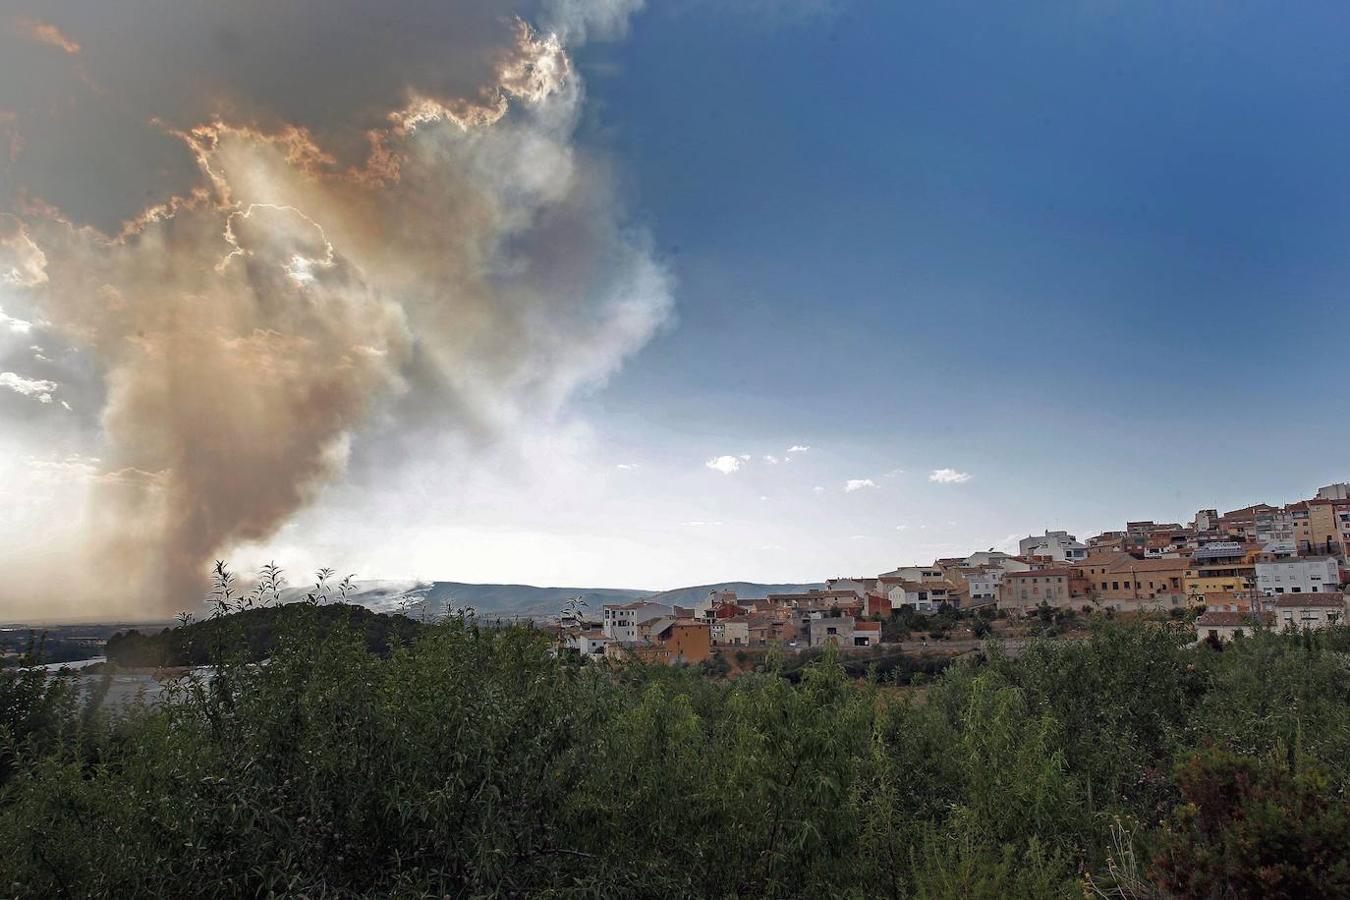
103 602 424 667
2 605 1348 898
0 630 106 668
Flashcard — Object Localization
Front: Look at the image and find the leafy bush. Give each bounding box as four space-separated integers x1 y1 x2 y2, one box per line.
1 608 1347 897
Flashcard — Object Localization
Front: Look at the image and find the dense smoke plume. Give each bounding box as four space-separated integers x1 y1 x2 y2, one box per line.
0 1 669 617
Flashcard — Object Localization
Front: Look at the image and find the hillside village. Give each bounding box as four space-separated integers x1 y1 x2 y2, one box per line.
563 481 1350 664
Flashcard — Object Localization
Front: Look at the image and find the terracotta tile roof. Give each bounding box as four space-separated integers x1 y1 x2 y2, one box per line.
1081 552 1132 567
1273 593 1346 608
1105 556 1189 573
1196 611 1263 627
767 590 859 600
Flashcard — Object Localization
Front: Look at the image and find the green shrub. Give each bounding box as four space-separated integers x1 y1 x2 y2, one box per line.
1 608 1346 897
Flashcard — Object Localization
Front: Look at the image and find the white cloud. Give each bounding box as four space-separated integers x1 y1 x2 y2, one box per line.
705 455 744 475
0 307 34 334
812 485 825 494
786 444 810 454
0 370 57 403
884 468 904 478
24 453 101 481
928 468 972 484
683 520 723 527
615 463 639 471
763 454 780 464
844 478 877 493
738 453 751 461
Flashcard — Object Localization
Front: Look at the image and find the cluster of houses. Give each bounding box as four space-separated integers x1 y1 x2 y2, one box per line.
562 482 1350 663
567 589 884 665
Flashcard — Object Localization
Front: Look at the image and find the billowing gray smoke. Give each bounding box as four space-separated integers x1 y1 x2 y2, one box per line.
0 0 670 616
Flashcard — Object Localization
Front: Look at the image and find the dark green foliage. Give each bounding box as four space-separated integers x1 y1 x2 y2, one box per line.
1 614 1347 897
104 602 422 667
1151 746 1350 897
778 646 950 683
0 630 103 667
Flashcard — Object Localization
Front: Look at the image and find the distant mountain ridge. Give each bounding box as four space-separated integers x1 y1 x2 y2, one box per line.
311 580 825 619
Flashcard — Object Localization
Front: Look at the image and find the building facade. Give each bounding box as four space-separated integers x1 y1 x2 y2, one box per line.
1256 556 1340 596
601 601 670 641
1080 553 1188 611
1018 531 1088 563
997 569 1090 613
1274 594 1346 630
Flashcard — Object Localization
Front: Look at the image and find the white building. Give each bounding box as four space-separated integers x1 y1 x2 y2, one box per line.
879 565 946 582
959 568 1002 605
1252 509 1296 545
1194 611 1267 644
963 550 1014 568
886 580 954 611
1316 482 1350 501
1256 556 1340 596
568 630 613 658
1274 594 1346 630
824 578 874 599
1018 530 1088 563
601 601 670 641
1261 540 1299 559
808 616 868 648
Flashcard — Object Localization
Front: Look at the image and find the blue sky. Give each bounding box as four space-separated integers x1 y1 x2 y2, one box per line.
496 0 1350 583
4 0 1350 607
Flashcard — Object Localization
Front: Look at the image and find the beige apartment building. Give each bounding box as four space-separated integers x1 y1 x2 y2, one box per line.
1079 553 1188 611
997 569 1091 614
1308 499 1350 557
